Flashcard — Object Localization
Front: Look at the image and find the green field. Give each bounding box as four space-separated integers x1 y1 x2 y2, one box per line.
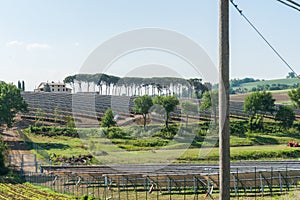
232 78 300 91
24 128 300 164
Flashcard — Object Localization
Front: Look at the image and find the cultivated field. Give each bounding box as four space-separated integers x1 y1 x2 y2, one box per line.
231 90 292 103
0 182 74 200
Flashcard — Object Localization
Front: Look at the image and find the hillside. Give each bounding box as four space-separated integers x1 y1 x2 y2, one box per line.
231 78 300 92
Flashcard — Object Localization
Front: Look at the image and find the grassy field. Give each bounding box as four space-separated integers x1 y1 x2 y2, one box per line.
232 78 300 91
24 132 100 165
230 78 300 103
24 130 300 164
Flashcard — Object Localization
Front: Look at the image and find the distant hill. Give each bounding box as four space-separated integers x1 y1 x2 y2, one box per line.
231 78 300 93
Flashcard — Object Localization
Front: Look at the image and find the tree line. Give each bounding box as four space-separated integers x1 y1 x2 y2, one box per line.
64 73 210 99
101 91 219 130
100 88 300 132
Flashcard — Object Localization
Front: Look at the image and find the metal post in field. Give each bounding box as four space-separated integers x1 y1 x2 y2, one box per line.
219 0 230 199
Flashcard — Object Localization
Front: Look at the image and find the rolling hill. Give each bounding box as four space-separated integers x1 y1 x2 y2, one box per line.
232 78 300 91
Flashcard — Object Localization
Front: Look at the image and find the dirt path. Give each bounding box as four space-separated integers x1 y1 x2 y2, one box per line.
1 126 37 173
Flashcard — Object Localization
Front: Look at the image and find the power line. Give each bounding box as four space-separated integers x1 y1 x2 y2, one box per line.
287 0 300 8
276 0 300 12
230 0 299 77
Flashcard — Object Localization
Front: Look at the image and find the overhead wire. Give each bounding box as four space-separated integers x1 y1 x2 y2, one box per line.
275 0 300 12
286 0 300 8
230 0 299 77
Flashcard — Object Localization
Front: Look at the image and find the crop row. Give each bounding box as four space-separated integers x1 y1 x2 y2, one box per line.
0 183 74 200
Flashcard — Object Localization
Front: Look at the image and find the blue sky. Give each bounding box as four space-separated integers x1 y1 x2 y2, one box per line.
0 0 299 90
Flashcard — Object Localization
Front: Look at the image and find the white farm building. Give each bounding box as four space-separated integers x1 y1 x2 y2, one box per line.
34 81 72 93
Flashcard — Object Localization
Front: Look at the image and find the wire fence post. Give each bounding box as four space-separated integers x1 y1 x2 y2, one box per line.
270 167 273 196
254 167 257 200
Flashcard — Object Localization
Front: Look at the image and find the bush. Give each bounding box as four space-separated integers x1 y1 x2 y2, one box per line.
153 125 178 139
293 121 300 132
131 138 169 147
101 108 116 128
103 127 128 139
27 125 78 137
230 121 247 137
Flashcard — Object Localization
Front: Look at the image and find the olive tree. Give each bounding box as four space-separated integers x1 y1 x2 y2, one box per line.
275 105 295 129
133 95 153 130
244 91 275 130
0 81 27 127
153 95 179 129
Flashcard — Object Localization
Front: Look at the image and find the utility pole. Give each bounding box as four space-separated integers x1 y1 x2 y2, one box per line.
219 0 230 200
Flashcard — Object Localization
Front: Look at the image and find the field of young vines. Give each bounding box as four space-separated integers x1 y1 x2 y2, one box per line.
0 183 74 200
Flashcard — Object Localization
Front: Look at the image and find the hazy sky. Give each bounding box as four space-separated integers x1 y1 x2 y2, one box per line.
0 0 299 90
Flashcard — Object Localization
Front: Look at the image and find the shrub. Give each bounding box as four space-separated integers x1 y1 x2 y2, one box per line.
230 121 247 137
27 125 78 137
103 127 128 139
101 108 116 128
153 125 178 139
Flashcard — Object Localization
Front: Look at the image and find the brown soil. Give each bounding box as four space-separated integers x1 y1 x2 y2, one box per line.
230 91 291 103
1 118 37 172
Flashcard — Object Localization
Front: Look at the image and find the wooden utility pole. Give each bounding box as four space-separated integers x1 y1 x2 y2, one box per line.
219 0 230 199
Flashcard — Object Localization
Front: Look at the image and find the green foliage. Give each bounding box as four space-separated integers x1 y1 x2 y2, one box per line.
287 72 296 79
248 114 264 131
44 83 51 92
292 121 300 132
200 90 218 125
200 90 218 111
0 81 27 127
244 91 275 116
288 86 300 108
113 138 169 149
63 75 76 84
80 195 88 200
231 148 300 161
34 108 45 126
153 95 179 128
54 106 60 123
232 78 300 93
101 108 116 128
65 73 213 97
187 78 208 98
275 105 295 129
17 80 21 89
133 95 153 129
230 120 247 137
181 101 198 127
65 115 75 129
27 125 79 137
21 80 25 91
0 140 8 175
153 124 178 139
103 127 127 139
230 77 259 87
0 182 74 199
244 91 275 130
25 121 300 163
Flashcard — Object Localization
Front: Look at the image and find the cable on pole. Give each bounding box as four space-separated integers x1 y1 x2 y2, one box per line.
230 0 299 77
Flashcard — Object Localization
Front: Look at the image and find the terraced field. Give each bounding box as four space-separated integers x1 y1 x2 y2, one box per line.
0 183 74 200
